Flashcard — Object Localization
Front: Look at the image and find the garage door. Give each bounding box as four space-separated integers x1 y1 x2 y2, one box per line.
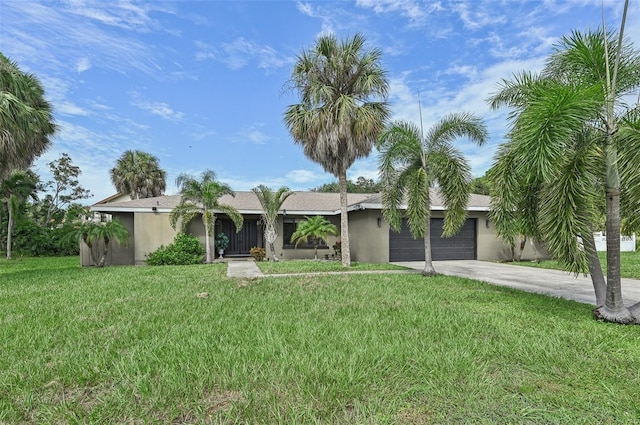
389 218 476 261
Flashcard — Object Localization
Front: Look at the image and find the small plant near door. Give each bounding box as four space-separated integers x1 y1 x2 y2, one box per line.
250 246 266 261
215 233 229 258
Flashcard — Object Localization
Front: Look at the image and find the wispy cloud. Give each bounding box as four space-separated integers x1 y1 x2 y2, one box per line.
2 1 162 76
452 2 507 30
76 57 91 72
355 0 443 25
131 92 185 121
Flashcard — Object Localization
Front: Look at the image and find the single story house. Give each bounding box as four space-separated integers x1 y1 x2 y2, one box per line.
85 190 543 266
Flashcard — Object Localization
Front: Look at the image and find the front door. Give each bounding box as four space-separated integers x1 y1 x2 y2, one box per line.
216 219 258 256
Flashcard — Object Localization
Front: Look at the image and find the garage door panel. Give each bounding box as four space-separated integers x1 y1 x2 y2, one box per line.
389 218 476 261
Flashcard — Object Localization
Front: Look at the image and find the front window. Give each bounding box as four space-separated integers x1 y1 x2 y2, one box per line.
282 218 329 249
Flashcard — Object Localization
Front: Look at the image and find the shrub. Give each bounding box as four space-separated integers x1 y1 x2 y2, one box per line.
146 233 205 265
250 246 266 261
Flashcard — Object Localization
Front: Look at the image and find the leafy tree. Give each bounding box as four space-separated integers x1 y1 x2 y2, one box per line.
377 114 487 276
169 170 243 263
284 33 390 267
290 215 338 260
252 185 294 262
311 176 382 193
33 153 92 227
0 170 38 259
469 175 491 196
0 54 56 183
109 150 166 200
487 17 640 322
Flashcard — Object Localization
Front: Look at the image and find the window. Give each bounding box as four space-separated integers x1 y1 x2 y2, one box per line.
282 218 329 249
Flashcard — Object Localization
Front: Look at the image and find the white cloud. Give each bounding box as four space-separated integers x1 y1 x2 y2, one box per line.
131 93 185 121
76 57 91 72
194 40 216 61
219 37 291 71
452 2 507 30
355 0 436 24
286 169 323 183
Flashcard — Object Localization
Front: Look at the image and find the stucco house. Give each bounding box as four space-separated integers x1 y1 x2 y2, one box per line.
85 189 542 266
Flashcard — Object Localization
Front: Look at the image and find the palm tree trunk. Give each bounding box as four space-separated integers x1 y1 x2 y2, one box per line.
338 171 351 267
423 214 436 276
601 188 634 321
269 242 278 262
6 206 14 260
582 231 606 307
204 224 212 263
98 240 110 267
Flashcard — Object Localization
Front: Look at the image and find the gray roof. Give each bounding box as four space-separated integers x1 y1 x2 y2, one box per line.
91 189 490 214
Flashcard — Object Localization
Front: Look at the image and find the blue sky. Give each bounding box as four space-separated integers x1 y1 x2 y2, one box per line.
1 0 638 203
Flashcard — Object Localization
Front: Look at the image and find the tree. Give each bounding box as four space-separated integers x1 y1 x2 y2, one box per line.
109 150 166 200
0 54 56 183
1 170 38 259
252 184 294 262
487 15 640 323
33 153 92 227
311 176 382 193
290 215 338 260
64 218 128 267
377 114 487 276
284 33 390 267
169 170 243 264
469 175 491 196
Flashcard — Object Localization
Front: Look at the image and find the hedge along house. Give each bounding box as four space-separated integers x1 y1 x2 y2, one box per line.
86 189 542 266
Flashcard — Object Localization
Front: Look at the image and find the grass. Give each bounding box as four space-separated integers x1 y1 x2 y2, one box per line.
256 259 409 274
1 257 640 424
510 250 640 280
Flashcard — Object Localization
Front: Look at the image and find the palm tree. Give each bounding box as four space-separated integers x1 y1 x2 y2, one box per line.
169 170 243 263
290 215 338 260
487 19 640 323
252 185 294 262
63 218 129 267
0 54 56 183
377 114 488 276
284 33 390 267
1 170 38 259
109 150 166 200
92 219 129 267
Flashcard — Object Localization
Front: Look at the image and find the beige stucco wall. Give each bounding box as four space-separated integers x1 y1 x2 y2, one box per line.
468 212 547 261
133 212 180 265
349 209 389 263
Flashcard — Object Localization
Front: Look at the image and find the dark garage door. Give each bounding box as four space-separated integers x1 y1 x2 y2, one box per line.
389 218 476 261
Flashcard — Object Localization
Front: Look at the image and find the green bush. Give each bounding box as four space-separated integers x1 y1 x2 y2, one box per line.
146 233 205 266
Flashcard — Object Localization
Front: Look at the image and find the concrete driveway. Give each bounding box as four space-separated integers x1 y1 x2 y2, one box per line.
392 260 640 306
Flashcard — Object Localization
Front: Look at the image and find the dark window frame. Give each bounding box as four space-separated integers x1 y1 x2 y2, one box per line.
282 217 330 250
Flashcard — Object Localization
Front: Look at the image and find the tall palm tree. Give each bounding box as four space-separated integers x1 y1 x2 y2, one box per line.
290 215 338 260
169 170 243 263
284 33 390 267
377 114 487 276
109 150 166 200
0 54 56 183
488 20 640 323
252 185 294 262
1 170 38 259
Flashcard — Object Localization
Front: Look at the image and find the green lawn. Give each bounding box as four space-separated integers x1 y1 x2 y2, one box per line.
1 257 639 424
511 250 640 280
257 259 409 274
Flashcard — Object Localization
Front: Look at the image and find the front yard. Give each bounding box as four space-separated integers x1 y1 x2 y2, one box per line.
1 257 639 423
